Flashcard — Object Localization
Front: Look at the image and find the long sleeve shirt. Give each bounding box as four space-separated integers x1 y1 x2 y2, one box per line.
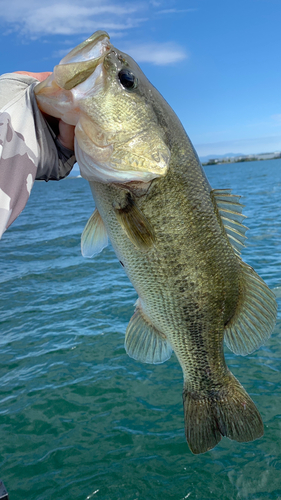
0 73 76 238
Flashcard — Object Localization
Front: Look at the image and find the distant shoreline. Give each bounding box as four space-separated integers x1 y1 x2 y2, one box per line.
202 152 281 166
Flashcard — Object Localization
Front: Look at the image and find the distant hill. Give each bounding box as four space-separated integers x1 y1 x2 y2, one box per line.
200 151 281 166
199 153 245 162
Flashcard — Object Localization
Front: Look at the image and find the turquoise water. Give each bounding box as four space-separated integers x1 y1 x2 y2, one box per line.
1 159 281 500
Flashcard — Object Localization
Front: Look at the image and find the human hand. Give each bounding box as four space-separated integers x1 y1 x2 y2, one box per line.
57 120 75 151
15 71 52 82
15 71 75 151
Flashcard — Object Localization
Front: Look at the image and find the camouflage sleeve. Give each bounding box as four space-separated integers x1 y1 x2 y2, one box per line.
0 73 76 238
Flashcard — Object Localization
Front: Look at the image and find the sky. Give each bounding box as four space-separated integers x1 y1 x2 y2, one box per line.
1 0 281 158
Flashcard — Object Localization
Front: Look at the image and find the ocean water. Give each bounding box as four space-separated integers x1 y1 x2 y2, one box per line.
1 158 281 500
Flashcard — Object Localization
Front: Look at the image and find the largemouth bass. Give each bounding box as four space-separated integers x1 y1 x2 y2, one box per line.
35 31 277 454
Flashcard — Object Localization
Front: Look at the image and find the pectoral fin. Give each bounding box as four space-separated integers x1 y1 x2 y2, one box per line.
81 208 108 258
114 194 155 251
224 260 277 355
125 301 173 364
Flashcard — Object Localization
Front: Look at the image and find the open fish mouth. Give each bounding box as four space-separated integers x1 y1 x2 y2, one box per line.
34 31 112 127
35 31 111 93
34 30 171 183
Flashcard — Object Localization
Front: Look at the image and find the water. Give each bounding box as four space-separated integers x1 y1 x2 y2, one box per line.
1 159 281 500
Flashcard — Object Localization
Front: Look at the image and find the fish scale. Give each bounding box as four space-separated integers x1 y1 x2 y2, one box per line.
35 30 277 454
90 156 241 387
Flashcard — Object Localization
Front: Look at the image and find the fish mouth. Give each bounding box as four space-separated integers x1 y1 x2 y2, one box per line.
35 30 171 184
35 31 111 94
54 31 111 90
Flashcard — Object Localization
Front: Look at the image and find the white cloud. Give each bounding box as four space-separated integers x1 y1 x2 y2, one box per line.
0 0 188 67
120 42 188 65
53 39 187 66
0 0 144 36
271 114 281 123
157 8 197 14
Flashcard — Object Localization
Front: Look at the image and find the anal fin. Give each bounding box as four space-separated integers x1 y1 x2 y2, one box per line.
224 260 277 355
125 301 173 364
81 208 108 258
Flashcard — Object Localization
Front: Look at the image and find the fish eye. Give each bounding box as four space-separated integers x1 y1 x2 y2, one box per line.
118 69 137 90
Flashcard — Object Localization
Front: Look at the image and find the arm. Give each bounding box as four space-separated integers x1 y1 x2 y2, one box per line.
0 72 76 238
15 71 75 153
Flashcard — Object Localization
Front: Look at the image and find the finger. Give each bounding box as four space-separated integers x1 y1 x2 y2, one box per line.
58 120 75 151
14 71 52 82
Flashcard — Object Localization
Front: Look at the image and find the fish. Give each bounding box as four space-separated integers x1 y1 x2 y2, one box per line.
35 31 277 454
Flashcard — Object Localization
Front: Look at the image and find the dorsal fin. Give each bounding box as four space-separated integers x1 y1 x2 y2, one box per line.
211 189 248 255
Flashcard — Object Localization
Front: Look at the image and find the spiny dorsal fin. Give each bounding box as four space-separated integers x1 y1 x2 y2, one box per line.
125 300 173 364
81 208 108 258
211 189 248 255
224 260 277 355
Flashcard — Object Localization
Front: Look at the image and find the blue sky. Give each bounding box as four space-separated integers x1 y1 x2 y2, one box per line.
1 0 281 158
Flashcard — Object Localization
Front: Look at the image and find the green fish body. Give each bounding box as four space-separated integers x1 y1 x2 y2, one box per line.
35 31 277 454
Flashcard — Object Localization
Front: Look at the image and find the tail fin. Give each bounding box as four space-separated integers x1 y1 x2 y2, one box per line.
183 375 263 454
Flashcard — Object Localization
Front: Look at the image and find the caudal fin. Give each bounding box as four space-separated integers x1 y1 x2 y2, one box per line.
183 376 263 454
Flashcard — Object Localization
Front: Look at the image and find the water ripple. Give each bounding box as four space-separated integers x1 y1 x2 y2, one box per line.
1 164 281 499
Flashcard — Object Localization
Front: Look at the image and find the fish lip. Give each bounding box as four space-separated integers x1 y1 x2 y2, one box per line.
55 32 111 91
59 30 110 65
35 31 111 94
